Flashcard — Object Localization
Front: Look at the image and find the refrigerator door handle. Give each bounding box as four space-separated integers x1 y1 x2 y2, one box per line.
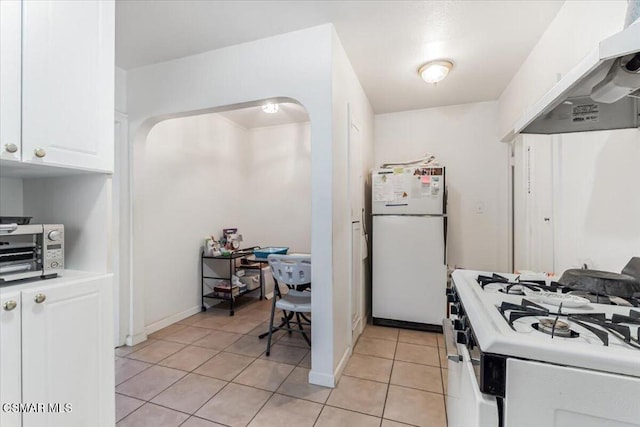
372 214 448 217
443 216 448 265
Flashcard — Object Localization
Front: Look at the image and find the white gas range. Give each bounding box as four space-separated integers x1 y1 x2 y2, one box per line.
444 269 640 427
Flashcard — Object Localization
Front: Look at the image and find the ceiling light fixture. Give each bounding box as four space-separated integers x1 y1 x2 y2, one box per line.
418 60 454 84
261 103 279 114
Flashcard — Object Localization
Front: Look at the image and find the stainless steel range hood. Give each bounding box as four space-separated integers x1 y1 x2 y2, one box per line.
505 21 640 141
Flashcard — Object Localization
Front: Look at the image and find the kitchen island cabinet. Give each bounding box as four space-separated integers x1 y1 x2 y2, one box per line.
0 272 115 427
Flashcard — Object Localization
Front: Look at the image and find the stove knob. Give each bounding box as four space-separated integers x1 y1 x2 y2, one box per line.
457 329 470 345
450 303 459 315
447 292 458 303
454 316 468 331
452 302 465 316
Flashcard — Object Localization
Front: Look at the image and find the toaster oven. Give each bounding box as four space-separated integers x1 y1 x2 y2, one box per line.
0 223 64 283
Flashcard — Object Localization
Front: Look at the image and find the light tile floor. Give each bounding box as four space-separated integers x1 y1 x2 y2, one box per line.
115 297 448 427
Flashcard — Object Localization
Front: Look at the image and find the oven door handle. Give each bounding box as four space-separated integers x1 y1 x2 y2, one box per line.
443 319 462 362
0 224 18 234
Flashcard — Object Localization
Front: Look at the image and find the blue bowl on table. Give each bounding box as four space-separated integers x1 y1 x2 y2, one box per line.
253 247 289 259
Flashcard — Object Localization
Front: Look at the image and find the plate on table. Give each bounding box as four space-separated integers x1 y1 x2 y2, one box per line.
522 288 590 308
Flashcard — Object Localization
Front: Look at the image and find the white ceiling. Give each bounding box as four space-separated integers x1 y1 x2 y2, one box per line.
116 1 564 114
217 103 309 129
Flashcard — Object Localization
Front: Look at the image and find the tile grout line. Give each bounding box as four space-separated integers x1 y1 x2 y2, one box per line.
340 372 445 396
118 302 443 426
115 300 275 424
380 337 398 423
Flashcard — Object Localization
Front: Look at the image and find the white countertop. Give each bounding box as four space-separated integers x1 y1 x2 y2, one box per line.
0 270 112 295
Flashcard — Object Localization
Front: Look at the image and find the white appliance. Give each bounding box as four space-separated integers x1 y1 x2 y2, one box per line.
371 166 446 330
445 269 640 427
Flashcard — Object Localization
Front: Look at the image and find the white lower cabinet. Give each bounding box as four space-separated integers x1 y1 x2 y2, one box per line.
1 291 22 427
0 274 114 427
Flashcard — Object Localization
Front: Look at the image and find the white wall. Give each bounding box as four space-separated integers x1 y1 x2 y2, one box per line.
114 67 129 346
242 122 311 253
126 24 337 386
554 129 640 272
0 177 23 216
139 113 311 328
23 174 112 273
0 174 111 274
115 67 127 114
517 129 640 274
375 101 510 272
331 30 375 380
498 1 627 139
126 23 376 387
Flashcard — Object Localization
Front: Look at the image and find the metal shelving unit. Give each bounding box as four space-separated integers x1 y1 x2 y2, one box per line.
201 248 264 316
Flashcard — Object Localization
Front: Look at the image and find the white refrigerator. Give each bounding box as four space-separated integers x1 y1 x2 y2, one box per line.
372 166 447 330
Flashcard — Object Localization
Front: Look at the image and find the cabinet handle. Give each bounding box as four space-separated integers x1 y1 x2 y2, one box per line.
34 148 46 158
4 143 18 153
34 294 46 304
3 300 17 311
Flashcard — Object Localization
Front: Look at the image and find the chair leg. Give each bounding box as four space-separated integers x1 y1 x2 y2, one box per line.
265 289 278 356
284 309 293 334
296 312 311 346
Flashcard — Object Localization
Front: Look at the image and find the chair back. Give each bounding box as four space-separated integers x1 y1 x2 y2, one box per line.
267 254 311 287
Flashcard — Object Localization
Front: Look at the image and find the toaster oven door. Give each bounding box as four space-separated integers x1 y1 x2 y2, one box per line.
0 224 44 282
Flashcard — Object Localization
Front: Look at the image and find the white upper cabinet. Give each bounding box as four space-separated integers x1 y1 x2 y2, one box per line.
0 0 22 162
21 0 115 173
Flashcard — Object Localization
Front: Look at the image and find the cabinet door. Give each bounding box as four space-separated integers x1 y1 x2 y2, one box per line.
21 0 115 172
0 0 21 162
21 275 115 427
0 291 22 427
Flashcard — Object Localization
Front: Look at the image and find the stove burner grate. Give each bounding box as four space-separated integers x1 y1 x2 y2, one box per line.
496 299 640 349
532 318 579 338
477 273 640 306
477 274 568 295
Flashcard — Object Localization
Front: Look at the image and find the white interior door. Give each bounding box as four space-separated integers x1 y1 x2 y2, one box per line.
351 222 363 340
349 108 363 222
348 107 365 342
514 135 555 273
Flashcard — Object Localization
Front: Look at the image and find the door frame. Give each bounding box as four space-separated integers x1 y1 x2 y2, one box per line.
347 105 364 346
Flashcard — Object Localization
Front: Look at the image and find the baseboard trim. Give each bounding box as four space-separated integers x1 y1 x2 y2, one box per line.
373 317 443 333
125 331 148 346
333 346 351 383
145 305 202 336
352 317 364 340
308 369 335 388
308 343 354 388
